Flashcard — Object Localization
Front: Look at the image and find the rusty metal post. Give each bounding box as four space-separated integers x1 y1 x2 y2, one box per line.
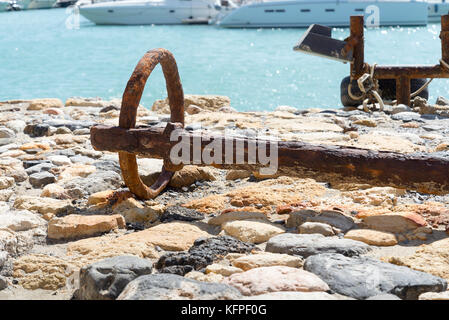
396 75 411 106
441 15 449 64
350 15 365 79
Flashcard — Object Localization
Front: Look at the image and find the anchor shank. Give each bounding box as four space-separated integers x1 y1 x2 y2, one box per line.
91 124 449 195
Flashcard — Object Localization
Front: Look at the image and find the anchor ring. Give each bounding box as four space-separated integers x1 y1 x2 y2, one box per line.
118 48 184 199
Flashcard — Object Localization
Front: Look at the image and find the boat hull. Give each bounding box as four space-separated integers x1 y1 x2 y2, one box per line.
79 1 218 25
218 0 429 28
428 2 449 23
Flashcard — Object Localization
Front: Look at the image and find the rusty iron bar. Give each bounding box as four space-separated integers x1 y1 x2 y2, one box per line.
91 124 449 195
348 14 449 106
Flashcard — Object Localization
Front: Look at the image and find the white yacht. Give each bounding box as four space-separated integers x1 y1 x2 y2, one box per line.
217 0 429 28
18 0 57 9
78 0 220 25
0 0 10 11
428 0 449 22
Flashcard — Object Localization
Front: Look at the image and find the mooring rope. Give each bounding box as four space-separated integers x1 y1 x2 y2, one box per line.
347 62 436 112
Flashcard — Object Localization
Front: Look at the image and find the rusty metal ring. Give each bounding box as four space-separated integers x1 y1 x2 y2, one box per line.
118 48 184 199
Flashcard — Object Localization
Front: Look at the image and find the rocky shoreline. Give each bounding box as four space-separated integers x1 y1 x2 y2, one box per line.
1 95 449 300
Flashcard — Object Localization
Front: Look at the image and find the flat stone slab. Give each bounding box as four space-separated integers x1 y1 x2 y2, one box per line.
303 253 447 300
117 274 241 300
265 233 371 258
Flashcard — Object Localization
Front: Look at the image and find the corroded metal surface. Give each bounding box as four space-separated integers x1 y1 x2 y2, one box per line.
91 124 449 195
117 48 184 199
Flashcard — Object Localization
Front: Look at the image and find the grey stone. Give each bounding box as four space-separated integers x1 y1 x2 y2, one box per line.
160 205 204 222
265 233 371 258
391 104 412 114
0 276 7 290
5 120 26 134
391 112 424 122
0 127 15 146
25 162 55 175
62 171 122 196
286 209 355 232
93 161 121 174
117 274 242 300
0 127 15 139
156 236 256 275
70 155 94 164
0 251 7 269
78 256 153 300
29 171 56 188
242 291 352 300
423 124 443 132
303 253 447 300
0 210 46 232
435 96 449 106
22 160 50 170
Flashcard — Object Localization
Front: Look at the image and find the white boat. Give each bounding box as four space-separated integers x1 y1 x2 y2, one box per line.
0 1 10 11
78 0 220 25
428 0 449 22
217 0 429 28
17 0 57 9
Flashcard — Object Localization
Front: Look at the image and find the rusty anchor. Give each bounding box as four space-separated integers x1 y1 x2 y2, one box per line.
90 48 449 200
295 14 449 107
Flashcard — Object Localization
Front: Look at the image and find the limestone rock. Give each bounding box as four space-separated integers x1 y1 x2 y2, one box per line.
205 264 243 276
225 170 251 180
344 229 397 246
208 211 268 226
47 214 126 240
14 196 70 218
13 254 75 290
27 98 63 110
223 266 329 296
151 95 231 114
119 222 210 251
112 198 162 224
299 222 336 236
361 212 427 233
385 238 449 281
222 220 285 244
0 177 14 190
232 252 303 271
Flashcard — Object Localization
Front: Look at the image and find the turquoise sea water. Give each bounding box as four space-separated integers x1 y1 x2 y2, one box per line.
1 8 449 111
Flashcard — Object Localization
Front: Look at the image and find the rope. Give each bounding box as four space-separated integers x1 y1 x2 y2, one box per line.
347 62 435 111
